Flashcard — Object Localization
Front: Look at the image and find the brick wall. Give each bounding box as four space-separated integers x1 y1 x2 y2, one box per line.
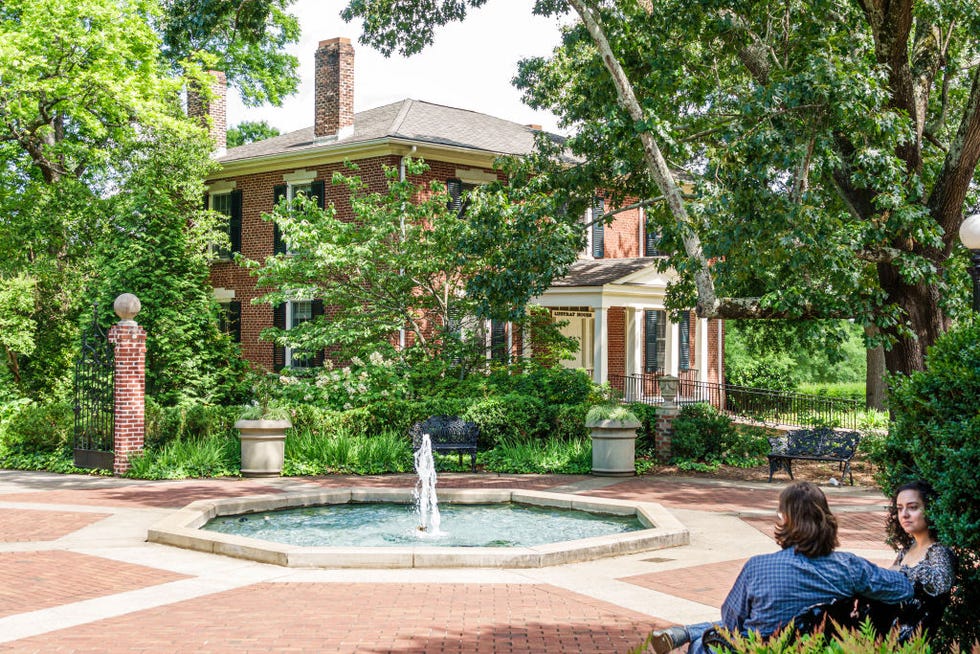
607 307 625 380
600 204 642 258
208 155 506 370
707 318 724 384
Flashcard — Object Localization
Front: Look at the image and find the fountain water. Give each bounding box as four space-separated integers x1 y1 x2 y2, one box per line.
413 433 441 534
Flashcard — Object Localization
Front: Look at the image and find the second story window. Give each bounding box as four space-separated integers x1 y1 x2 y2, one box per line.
273 180 325 254
208 188 242 259
645 221 662 257
447 178 476 218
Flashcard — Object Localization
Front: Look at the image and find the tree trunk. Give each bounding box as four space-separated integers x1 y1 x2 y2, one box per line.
877 262 949 377
864 326 886 411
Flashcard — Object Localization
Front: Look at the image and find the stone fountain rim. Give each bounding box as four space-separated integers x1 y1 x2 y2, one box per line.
147 487 690 569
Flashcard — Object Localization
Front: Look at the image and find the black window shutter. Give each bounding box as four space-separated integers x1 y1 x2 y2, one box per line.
311 300 325 366
645 222 660 257
310 180 325 209
644 310 660 373
679 312 691 371
447 178 463 216
273 303 286 371
228 301 242 343
203 193 210 210
229 189 243 255
273 185 287 254
591 197 604 258
490 320 507 363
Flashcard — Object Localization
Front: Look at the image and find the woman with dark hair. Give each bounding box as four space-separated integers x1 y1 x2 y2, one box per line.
887 480 955 595
646 481 913 654
879 480 956 640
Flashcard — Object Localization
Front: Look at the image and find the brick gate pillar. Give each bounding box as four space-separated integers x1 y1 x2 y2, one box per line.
107 293 146 475
654 375 680 462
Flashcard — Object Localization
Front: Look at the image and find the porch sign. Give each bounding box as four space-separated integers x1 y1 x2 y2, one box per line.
551 309 594 318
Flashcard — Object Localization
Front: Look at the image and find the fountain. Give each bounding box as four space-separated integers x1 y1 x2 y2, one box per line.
147 434 691 568
413 434 441 535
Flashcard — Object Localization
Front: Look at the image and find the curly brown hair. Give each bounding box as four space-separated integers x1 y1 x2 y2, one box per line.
774 481 839 558
886 480 939 550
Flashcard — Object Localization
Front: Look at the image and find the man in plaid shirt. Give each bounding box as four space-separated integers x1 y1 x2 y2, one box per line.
647 481 912 653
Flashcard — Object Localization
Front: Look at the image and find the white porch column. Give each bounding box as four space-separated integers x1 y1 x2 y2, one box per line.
667 317 680 376
593 306 608 384
698 318 709 382
627 308 644 376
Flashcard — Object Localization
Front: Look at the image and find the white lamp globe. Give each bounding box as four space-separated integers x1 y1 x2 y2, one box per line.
959 212 980 250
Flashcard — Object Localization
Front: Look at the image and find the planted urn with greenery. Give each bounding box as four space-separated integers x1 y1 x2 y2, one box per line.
234 376 292 478
585 404 641 477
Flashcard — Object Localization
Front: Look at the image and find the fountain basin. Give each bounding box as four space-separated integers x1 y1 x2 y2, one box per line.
147 487 689 568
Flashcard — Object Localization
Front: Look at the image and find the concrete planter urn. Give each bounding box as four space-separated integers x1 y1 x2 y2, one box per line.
586 408 640 477
235 419 292 478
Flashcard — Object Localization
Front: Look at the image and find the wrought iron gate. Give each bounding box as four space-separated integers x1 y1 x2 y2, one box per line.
73 310 115 470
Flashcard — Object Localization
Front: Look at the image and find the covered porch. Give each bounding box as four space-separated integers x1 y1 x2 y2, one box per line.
533 258 722 396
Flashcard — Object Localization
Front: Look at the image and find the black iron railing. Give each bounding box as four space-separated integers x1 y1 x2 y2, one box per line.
609 374 864 430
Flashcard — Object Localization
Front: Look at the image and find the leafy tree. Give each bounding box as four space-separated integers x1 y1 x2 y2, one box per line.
0 0 188 396
0 275 36 388
226 120 281 147
244 158 581 370
91 126 250 405
0 0 262 400
156 0 301 106
342 0 980 381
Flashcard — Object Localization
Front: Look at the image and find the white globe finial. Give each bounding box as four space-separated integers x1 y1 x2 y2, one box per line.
113 293 141 322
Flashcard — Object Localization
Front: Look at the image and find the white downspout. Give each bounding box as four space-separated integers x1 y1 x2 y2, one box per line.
398 146 417 350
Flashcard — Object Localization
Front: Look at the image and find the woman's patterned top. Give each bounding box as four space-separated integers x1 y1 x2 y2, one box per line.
893 543 955 596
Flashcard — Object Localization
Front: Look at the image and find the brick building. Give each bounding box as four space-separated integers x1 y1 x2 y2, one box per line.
197 36 723 396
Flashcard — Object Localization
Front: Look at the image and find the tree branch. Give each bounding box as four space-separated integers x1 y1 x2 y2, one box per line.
566 0 719 316
927 62 980 252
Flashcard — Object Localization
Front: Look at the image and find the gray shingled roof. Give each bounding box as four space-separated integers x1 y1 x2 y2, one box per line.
219 99 563 163
551 258 659 287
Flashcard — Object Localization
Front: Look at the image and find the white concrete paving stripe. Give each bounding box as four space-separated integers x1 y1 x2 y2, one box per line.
0 576 261 644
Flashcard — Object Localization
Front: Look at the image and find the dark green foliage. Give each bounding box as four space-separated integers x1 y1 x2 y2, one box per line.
626 402 661 452
874 321 980 651
463 394 547 447
670 402 738 463
485 364 595 407
159 0 300 106
550 403 589 441
0 401 73 454
125 432 240 479
144 400 240 450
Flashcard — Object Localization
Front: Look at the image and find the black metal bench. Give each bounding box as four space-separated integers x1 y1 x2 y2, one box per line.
409 415 479 472
767 427 860 485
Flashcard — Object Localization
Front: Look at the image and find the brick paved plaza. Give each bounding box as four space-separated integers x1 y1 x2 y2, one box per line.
0 471 896 653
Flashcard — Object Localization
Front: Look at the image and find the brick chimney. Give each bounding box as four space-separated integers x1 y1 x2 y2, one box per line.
314 38 355 141
187 70 227 154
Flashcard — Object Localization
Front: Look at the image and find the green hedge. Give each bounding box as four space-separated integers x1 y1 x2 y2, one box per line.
874 321 980 651
1 401 73 454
